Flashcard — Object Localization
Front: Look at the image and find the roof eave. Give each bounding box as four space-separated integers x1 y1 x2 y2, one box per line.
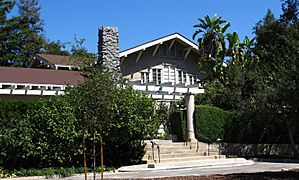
119 33 199 58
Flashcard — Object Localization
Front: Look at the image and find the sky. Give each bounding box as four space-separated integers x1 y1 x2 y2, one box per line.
39 0 282 53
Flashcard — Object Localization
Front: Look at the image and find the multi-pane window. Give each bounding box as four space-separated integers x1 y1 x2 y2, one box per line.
183 72 187 83
163 65 175 84
152 69 162 84
178 70 183 83
141 72 149 84
189 75 194 84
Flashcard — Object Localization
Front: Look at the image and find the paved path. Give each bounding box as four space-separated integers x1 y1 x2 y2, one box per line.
102 162 299 179
14 162 299 180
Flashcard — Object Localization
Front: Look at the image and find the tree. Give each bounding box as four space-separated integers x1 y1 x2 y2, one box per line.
16 0 45 66
66 70 115 180
193 14 230 81
66 70 159 179
41 40 70 56
255 18 299 156
0 0 19 66
280 0 299 24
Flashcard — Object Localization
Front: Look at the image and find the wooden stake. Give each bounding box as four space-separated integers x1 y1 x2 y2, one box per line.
82 130 87 180
100 134 104 180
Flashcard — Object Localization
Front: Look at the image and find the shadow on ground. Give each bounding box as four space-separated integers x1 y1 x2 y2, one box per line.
114 170 299 180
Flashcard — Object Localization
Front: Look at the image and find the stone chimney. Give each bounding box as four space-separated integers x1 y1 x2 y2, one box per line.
98 26 120 75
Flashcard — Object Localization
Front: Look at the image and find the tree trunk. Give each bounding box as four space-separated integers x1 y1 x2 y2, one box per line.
93 130 97 180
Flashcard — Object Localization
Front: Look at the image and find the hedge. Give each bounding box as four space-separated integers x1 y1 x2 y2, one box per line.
0 98 81 169
0 86 159 170
194 105 232 142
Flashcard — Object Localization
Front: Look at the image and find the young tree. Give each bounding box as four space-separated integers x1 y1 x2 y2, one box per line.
66 71 159 179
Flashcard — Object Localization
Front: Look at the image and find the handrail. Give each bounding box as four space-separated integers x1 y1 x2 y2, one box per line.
150 140 160 163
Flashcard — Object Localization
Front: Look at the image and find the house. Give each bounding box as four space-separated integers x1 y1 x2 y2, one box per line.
118 32 204 101
0 66 84 100
98 27 204 140
0 26 204 140
29 54 82 70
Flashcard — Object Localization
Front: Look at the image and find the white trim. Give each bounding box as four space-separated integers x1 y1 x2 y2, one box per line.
119 33 198 58
130 84 203 101
0 82 70 96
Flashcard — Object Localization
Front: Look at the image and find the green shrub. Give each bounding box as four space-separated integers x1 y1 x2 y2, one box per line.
194 105 232 142
0 98 82 169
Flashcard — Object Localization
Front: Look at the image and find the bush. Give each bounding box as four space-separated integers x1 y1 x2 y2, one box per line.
0 97 82 169
194 105 232 142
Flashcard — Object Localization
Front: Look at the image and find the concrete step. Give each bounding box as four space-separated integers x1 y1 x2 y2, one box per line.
144 149 219 156
143 152 222 160
142 140 223 164
143 155 226 163
144 146 219 153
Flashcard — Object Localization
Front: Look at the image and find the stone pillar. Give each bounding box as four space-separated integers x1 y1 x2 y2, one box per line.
98 26 121 79
186 94 195 140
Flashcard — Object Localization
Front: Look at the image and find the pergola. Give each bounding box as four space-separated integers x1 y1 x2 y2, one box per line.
130 82 204 140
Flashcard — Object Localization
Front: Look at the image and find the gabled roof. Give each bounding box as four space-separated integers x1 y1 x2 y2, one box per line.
35 54 82 66
119 33 199 58
0 66 84 85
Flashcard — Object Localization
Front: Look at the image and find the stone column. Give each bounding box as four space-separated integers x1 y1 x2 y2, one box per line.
98 26 121 80
186 93 195 140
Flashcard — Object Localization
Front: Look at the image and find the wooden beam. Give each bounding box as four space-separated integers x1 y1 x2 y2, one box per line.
136 50 143 63
168 39 175 51
152 44 160 56
184 48 192 59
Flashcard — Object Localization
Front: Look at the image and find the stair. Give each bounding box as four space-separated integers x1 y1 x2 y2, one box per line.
143 140 225 163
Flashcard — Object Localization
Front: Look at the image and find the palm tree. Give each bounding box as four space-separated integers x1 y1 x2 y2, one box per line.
193 15 230 81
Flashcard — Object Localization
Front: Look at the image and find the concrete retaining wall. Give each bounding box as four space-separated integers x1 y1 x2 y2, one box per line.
222 143 299 158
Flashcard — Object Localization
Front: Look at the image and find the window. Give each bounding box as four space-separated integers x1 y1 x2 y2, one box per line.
141 72 149 84
178 70 189 84
163 65 175 83
189 75 194 84
178 70 183 83
152 69 162 84
183 73 187 83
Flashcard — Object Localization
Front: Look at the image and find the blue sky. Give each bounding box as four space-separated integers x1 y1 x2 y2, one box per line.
39 0 282 53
